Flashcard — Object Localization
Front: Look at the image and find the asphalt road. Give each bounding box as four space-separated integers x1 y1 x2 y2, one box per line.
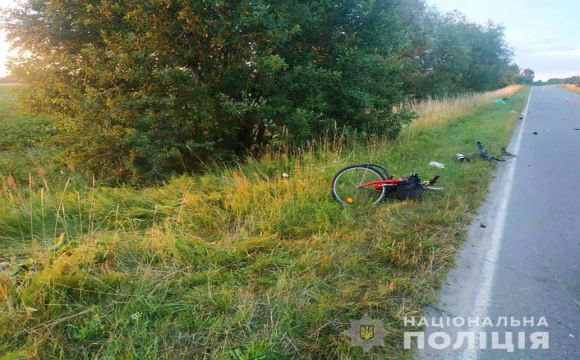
418 86 580 359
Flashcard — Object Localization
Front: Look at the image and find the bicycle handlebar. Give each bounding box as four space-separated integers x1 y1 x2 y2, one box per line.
427 175 440 186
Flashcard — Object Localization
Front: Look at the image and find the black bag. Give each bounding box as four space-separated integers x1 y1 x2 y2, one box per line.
396 173 423 201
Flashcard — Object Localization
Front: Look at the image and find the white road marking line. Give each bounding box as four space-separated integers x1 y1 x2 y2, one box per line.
459 87 534 360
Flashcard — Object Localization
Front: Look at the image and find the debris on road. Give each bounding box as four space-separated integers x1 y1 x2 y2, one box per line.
454 153 470 162
477 141 506 162
429 161 445 169
501 148 516 158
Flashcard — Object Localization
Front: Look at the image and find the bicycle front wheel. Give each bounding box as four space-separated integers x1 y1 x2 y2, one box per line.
331 165 386 206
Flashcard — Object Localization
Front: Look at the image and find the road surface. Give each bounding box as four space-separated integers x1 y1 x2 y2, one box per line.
418 86 580 359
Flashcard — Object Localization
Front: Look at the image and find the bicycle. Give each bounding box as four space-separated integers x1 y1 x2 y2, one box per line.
330 163 441 206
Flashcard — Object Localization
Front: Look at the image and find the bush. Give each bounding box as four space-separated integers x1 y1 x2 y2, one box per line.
5 0 413 184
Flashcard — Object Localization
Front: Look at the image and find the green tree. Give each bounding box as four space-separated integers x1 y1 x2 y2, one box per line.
3 0 411 183
460 21 512 91
503 63 521 85
522 68 535 82
398 8 514 97
515 68 535 85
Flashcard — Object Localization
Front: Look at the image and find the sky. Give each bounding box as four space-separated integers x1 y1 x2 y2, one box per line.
1 0 580 81
0 0 16 77
0 30 10 77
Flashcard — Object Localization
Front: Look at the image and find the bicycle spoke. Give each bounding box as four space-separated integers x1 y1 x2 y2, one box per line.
332 166 385 206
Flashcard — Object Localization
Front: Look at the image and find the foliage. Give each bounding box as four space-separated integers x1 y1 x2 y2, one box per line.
398 6 515 98
2 0 527 184
514 68 535 85
0 86 67 188
3 0 414 183
543 75 580 86
0 87 529 359
0 87 50 149
503 63 521 85
521 68 535 82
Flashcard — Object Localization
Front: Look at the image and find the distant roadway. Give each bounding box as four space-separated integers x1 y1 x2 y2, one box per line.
418 86 580 359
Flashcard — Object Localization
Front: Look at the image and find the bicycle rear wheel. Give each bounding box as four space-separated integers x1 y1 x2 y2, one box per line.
331 165 386 206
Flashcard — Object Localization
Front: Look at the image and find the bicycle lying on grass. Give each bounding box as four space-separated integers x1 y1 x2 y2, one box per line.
331 163 441 206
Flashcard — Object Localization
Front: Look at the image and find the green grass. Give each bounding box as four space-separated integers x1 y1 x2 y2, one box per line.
0 86 51 149
0 85 67 189
0 87 529 359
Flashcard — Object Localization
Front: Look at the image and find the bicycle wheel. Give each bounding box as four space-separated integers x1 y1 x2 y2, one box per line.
331 165 386 206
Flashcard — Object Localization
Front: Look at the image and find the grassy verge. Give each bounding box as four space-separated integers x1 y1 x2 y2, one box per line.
0 86 66 189
408 85 521 127
0 87 529 359
0 86 50 150
558 84 580 93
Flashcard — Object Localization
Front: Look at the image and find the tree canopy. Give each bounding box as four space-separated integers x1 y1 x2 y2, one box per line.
2 0 523 183
397 6 514 98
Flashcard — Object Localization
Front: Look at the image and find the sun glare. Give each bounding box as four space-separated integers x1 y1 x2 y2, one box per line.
0 31 10 77
0 0 17 77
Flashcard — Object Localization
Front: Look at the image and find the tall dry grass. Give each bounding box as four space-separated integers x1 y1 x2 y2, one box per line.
0 86 530 359
559 84 580 93
408 85 522 128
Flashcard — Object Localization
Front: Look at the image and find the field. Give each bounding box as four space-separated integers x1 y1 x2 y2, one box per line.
558 84 580 93
0 85 528 359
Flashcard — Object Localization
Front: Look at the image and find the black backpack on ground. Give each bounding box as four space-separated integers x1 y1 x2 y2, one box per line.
396 173 424 201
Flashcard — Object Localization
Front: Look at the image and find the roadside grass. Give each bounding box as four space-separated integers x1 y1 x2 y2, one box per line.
0 86 51 150
558 84 580 93
408 85 521 128
0 86 65 189
0 87 529 359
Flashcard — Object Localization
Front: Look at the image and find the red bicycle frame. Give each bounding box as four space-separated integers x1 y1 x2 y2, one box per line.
359 178 408 191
